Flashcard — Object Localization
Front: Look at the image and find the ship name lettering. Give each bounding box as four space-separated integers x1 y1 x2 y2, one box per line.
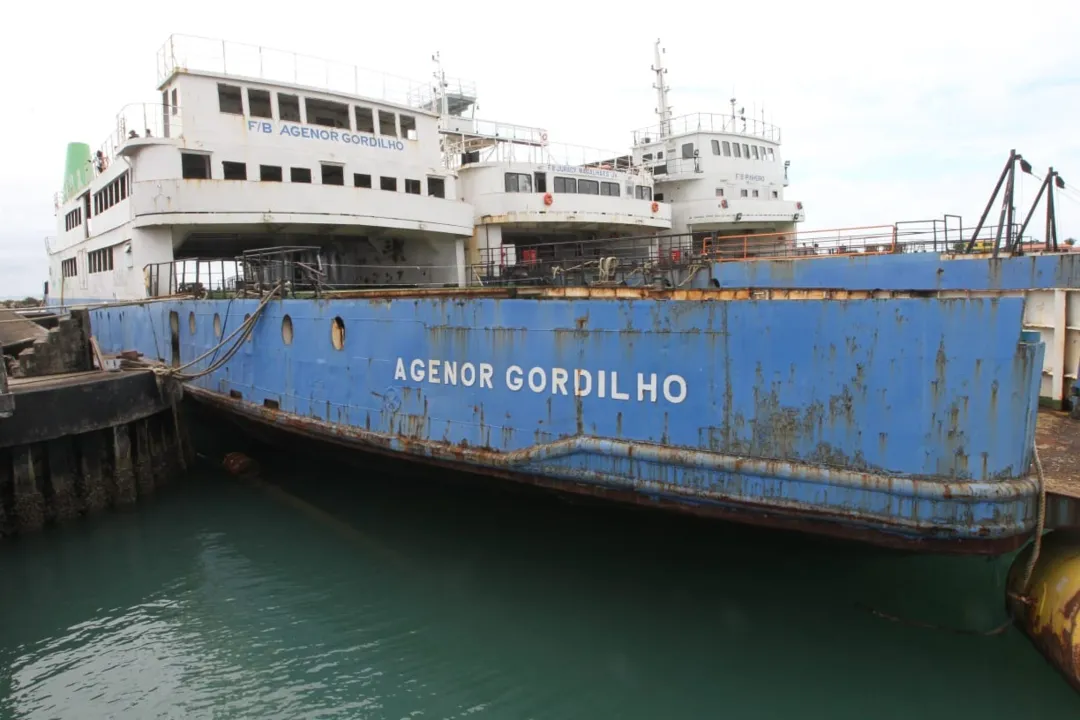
247 120 405 151
393 358 686 404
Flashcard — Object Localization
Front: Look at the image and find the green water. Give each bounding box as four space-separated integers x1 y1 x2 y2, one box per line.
1 440 1078 719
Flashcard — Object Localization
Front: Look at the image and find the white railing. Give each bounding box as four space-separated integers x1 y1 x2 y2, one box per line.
634 113 782 145
408 77 479 111
445 132 651 181
157 34 438 109
96 103 182 168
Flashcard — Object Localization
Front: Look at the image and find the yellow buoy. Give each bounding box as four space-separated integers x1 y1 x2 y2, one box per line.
1007 529 1080 692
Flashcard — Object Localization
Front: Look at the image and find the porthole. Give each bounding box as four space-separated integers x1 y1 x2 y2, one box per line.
331 316 345 350
282 314 294 345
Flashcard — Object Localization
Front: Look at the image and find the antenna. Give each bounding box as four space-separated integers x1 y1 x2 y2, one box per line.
431 51 449 123
651 39 672 138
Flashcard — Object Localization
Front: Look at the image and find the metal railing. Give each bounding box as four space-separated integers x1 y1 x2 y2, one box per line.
145 248 327 299
634 113 782 145
157 34 438 109
139 219 1071 298
408 77 478 113
96 103 182 169
446 134 653 180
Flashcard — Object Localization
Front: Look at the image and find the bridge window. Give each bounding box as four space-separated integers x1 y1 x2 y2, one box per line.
722 141 732 156
218 83 243 114
427 177 445 198
635 186 652 201
260 165 283 182
62 258 77 277
767 147 775 162
380 176 397 191
578 179 599 195
171 88 178 115
681 143 695 159
732 144 741 158
400 114 417 140
553 176 576 193
378 110 397 137
404 179 421 195
711 139 721 155
740 189 748 197
742 143 750 158
751 146 760 160
354 173 372 188
181 153 210 179
534 172 547 193
504 173 532 193
278 93 301 122
355 107 375 133
223 161 247 180
291 167 312 183
248 89 272 119
321 164 345 186
89 247 114 273
306 98 349 129
600 181 619 197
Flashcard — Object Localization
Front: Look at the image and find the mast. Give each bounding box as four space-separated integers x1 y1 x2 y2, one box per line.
651 39 672 139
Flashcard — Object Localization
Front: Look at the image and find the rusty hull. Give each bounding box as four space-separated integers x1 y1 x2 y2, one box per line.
91 291 1048 554
187 385 1038 555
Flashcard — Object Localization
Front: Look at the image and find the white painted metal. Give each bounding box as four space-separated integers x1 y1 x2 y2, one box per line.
1023 288 1080 407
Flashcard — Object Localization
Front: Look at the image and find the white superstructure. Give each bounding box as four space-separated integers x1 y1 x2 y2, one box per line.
49 35 474 303
46 36 802 302
631 40 804 249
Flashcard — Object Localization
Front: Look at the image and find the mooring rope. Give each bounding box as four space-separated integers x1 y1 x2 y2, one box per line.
126 283 282 383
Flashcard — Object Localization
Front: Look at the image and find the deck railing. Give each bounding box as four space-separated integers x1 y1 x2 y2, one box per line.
156 33 435 109
95 103 182 170
141 219 1071 298
633 113 783 145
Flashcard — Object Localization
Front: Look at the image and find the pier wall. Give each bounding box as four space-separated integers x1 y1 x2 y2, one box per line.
0 310 189 535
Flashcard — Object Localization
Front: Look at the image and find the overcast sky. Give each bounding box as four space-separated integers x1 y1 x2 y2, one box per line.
2 1 1078 298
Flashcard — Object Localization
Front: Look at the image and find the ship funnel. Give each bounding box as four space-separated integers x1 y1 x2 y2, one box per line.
62 142 93 204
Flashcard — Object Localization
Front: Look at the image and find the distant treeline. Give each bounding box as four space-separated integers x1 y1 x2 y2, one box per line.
0 298 42 309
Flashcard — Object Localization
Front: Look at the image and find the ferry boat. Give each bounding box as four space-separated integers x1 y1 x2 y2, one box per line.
48 34 1056 556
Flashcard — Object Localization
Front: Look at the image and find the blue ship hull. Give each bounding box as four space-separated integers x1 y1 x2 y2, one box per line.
90 284 1045 554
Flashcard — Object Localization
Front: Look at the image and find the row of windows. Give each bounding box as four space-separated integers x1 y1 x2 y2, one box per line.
642 141 777 164
716 188 781 199
711 139 775 161
94 172 129 215
61 258 77 277
504 173 653 200
64 207 83 231
89 247 114 274
218 84 418 140
179 153 446 197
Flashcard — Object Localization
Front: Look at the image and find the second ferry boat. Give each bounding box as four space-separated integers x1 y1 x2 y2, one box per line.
50 34 1047 556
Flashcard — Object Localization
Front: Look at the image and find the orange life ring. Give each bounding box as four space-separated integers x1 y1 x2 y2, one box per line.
651 201 659 213
543 192 553 206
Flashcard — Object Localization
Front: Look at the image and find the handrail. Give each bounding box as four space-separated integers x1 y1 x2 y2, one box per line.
633 112 782 145
156 33 451 110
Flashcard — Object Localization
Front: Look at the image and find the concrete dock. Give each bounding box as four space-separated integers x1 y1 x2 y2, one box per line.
0 309 187 534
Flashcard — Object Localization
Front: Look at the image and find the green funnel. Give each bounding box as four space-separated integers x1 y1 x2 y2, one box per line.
62 142 93 203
